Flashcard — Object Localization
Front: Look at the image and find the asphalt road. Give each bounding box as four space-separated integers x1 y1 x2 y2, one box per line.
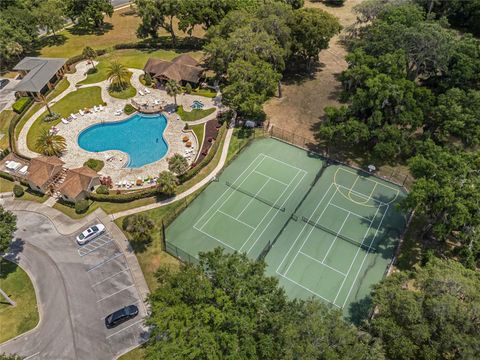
0 211 146 360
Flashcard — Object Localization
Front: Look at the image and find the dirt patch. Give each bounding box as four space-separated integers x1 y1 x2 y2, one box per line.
264 0 362 139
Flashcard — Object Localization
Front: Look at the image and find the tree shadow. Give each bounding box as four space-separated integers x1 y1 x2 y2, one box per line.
0 237 26 284
347 295 373 326
67 22 114 36
38 34 68 48
129 237 152 254
282 60 322 86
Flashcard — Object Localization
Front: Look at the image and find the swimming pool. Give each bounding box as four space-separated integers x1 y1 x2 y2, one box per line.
78 113 168 168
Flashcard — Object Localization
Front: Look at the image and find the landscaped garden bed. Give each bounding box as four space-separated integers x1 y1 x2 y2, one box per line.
177 105 215 122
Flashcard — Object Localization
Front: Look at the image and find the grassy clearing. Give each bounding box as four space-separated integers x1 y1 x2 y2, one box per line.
118 346 146 360
0 177 15 192
190 88 217 98
177 106 215 122
0 178 48 203
14 78 70 140
190 123 205 150
0 259 39 343
78 62 110 85
39 7 206 59
227 127 266 163
108 72 137 99
0 110 16 149
84 158 105 172
26 87 103 151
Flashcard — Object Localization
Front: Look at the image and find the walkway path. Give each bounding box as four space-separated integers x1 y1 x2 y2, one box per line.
111 127 233 220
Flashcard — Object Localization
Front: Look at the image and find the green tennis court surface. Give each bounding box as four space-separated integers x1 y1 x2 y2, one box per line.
165 138 407 317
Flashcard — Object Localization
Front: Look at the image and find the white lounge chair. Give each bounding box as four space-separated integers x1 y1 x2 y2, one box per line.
19 166 28 175
7 162 21 171
114 110 122 116
139 90 145 96
154 99 160 105
94 106 99 112
61 118 69 124
144 88 151 94
79 109 85 116
70 113 77 120
99 105 104 111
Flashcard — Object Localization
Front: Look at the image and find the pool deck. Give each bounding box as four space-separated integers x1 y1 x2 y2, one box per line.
15 61 222 188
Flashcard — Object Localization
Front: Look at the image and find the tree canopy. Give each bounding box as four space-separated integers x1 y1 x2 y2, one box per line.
0 206 16 254
146 248 384 359
369 257 480 360
65 0 113 29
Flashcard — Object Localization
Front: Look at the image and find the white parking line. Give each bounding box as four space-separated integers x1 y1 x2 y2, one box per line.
24 352 40 360
91 268 128 287
78 238 113 257
106 319 145 339
97 284 135 302
87 252 123 272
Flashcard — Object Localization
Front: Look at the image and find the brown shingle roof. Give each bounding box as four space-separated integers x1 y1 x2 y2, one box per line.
144 54 203 83
58 167 98 199
27 156 65 188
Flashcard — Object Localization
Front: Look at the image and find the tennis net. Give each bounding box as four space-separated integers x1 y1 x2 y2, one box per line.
301 216 374 252
225 181 285 212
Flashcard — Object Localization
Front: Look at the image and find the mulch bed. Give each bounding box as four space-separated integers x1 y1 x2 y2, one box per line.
194 119 222 165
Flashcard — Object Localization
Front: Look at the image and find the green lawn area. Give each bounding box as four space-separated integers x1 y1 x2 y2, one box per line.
190 123 205 150
79 49 204 84
118 347 146 360
190 88 217 98
108 72 137 99
0 110 16 150
26 86 103 151
0 259 39 343
0 177 15 192
227 127 266 163
177 105 215 122
14 78 70 141
0 178 48 203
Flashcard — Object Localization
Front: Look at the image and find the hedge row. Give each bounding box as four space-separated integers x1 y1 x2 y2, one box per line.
178 122 227 183
113 37 205 51
66 48 107 66
89 186 166 203
12 97 33 114
0 171 14 182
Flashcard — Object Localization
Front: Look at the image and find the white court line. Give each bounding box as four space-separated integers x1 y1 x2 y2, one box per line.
322 212 350 263
336 184 387 206
236 179 270 219
276 272 341 309
254 170 289 186
87 252 123 272
298 251 347 276
193 153 265 229
91 268 128 287
195 155 267 231
97 284 135 302
339 167 401 194
244 169 307 255
106 319 144 339
329 203 373 223
347 176 360 198
341 205 389 309
195 226 237 250
217 210 255 229
282 186 338 276
332 206 381 306
276 183 335 274
262 154 305 172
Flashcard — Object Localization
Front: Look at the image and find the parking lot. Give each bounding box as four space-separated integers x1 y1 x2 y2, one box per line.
72 224 149 355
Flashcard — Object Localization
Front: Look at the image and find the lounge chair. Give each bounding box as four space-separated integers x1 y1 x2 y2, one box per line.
7 162 21 171
139 90 145 96
154 99 160 105
19 166 28 175
61 118 70 124
99 105 104 111
114 110 122 116
144 88 151 94
79 109 85 116
70 113 77 120
94 106 99 112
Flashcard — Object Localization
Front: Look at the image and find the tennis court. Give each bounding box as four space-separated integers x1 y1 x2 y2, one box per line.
165 138 407 316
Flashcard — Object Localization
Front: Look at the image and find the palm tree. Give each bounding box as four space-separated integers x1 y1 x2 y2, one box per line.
38 93 53 116
157 171 178 196
107 61 129 91
165 79 181 107
35 129 66 156
168 153 189 175
82 46 97 70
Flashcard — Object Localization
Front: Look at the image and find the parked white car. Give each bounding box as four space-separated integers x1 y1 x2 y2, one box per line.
76 224 106 245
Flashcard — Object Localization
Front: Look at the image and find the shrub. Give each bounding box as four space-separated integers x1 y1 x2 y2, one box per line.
185 83 192 94
75 199 90 214
168 154 189 175
83 158 104 172
43 112 60 123
144 73 152 86
13 184 24 197
122 214 154 242
89 186 162 203
96 185 109 195
124 103 135 115
0 149 10 160
0 171 14 181
324 0 345 5
12 97 32 114
86 67 98 75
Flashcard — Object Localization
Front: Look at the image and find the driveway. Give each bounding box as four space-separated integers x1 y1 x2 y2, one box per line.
0 79 20 112
0 211 148 360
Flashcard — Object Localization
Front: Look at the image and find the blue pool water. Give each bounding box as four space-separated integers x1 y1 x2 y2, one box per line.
78 113 168 168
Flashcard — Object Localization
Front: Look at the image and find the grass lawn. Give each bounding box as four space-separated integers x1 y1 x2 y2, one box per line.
0 110 16 150
118 347 146 360
79 49 204 84
16 188 49 203
177 106 215 122
227 127 266 163
0 259 39 343
190 123 205 150
14 78 70 140
108 72 137 99
26 86 103 151
39 7 206 59
0 177 15 192
84 158 105 172
190 88 217 98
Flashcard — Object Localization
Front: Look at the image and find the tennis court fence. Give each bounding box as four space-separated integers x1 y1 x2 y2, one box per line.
266 125 413 190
